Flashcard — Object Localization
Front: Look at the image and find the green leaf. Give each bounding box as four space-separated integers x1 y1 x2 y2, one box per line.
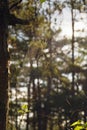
18 104 30 115
71 120 81 127
40 0 46 3
74 126 83 130
18 110 24 115
21 104 28 110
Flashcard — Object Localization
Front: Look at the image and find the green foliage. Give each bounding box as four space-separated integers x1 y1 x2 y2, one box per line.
40 0 46 3
71 120 87 130
18 104 30 115
71 120 81 127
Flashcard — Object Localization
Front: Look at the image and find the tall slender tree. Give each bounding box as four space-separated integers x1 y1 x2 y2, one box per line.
0 0 31 129
0 1 10 129
71 0 75 95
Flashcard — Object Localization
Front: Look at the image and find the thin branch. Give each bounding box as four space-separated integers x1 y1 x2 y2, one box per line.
9 0 22 10
8 14 35 25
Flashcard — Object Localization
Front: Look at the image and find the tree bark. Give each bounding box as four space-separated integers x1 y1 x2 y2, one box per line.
0 1 30 129
71 0 75 95
0 1 9 130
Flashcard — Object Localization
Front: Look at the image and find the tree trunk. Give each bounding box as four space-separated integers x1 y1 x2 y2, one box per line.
0 1 29 130
71 0 75 95
41 77 51 130
0 1 9 130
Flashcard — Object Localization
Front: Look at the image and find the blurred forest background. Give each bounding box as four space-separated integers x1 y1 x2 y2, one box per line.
8 0 87 130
